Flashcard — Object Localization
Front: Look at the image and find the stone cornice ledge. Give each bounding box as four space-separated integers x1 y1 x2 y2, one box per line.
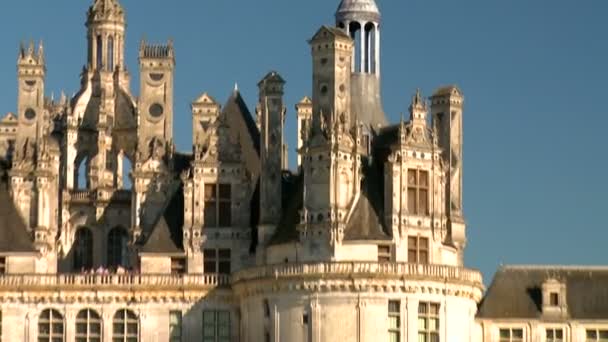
232 262 484 301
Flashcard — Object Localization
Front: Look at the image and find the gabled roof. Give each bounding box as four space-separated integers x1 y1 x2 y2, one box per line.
193 92 219 106
431 85 463 98
344 157 390 241
221 89 260 179
140 183 184 255
0 113 17 124
310 26 351 42
477 265 608 320
0 163 36 254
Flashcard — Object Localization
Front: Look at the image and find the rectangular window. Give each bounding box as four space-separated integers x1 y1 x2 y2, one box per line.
105 152 113 170
203 310 230 342
550 292 559 306
204 183 232 228
586 329 608 341
0 257 6 274
388 300 400 342
407 169 430 216
408 236 429 264
378 245 391 263
171 257 186 275
170 311 182 342
418 302 439 342
499 328 524 342
203 249 231 274
546 328 563 342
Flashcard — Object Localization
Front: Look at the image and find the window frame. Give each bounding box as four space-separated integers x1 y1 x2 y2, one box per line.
204 183 232 228
107 227 129 268
75 309 102 342
378 245 391 263
408 235 429 264
202 310 230 342
417 302 439 342
38 308 65 342
586 328 608 341
388 300 401 342
74 227 94 271
0 256 6 274
545 327 564 342
171 257 187 275
407 169 430 216
169 311 183 342
498 327 524 342
112 309 138 342
203 249 231 275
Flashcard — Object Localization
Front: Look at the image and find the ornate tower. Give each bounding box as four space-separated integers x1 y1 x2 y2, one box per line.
430 87 465 254
335 0 387 130
295 96 312 169
137 40 175 162
256 72 286 247
299 27 361 256
86 0 126 73
311 26 353 129
15 41 45 152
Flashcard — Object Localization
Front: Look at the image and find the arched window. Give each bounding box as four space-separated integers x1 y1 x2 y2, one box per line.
107 227 129 268
76 309 101 342
113 309 138 342
121 154 132 190
38 309 64 342
73 228 93 271
108 36 114 71
76 156 89 189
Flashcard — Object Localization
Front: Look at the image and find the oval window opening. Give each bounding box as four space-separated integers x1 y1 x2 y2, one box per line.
149 103 164 118
24 108 36 120
149 73 164 81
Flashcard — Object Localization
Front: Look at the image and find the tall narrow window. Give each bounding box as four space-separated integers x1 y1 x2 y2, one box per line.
550 292 559 306
546 328 563 342
408 236 429 264
38 309 64 342
107 36 114 71
418 302 439 342
202 310 230 342
75 309 101 342
203 249 231 274
204 184 232 228
113 309 138 342
74 227 93 271
407 169 429 215
0 257 6 274
108 227 129 268
169 311 182 342
96 35 102 69
499 328 524 342
388 300 400 342
586 329 608 341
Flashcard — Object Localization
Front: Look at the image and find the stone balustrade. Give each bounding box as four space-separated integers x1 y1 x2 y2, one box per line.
233 262 483 285
0 273 230 290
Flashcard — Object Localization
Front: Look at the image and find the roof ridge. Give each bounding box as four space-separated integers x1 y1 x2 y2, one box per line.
503 264 608 271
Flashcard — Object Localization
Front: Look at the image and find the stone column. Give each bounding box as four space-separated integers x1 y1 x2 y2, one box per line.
360 22 367 73
375 24 381 77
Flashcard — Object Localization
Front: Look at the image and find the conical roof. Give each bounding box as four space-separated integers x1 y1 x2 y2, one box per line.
336 0 381 23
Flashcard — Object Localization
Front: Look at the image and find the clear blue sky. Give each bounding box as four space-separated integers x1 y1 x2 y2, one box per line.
1 0 607 282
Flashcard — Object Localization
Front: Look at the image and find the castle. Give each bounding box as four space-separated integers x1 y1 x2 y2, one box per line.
0 0 605 341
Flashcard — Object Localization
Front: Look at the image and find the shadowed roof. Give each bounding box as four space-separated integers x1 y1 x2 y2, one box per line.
478 265 608 320
0 162 36 254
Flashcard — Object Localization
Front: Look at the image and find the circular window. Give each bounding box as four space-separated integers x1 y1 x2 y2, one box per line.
149 103 164 118
24 108 36 120
320 85 328 95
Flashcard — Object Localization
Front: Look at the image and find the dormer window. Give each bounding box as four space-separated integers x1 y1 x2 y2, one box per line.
550 292 559 306
542 278 567 318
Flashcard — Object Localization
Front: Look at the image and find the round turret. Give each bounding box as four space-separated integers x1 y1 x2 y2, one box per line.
335 0 381 24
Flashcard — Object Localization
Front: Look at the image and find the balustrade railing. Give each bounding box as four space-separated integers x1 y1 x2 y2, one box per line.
0 273 230 289
232 262 483 285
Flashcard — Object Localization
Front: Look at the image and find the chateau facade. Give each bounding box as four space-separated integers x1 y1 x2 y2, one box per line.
0 1 603 342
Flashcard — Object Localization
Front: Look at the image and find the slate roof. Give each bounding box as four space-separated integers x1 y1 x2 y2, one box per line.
140 182 184 255
0 162 36 254
477 265 608 320
344 157 390 241
222 90 261 180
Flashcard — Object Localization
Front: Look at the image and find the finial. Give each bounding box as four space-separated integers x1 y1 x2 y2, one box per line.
234 82 239 93
19 41 25 59
28 40 35 56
